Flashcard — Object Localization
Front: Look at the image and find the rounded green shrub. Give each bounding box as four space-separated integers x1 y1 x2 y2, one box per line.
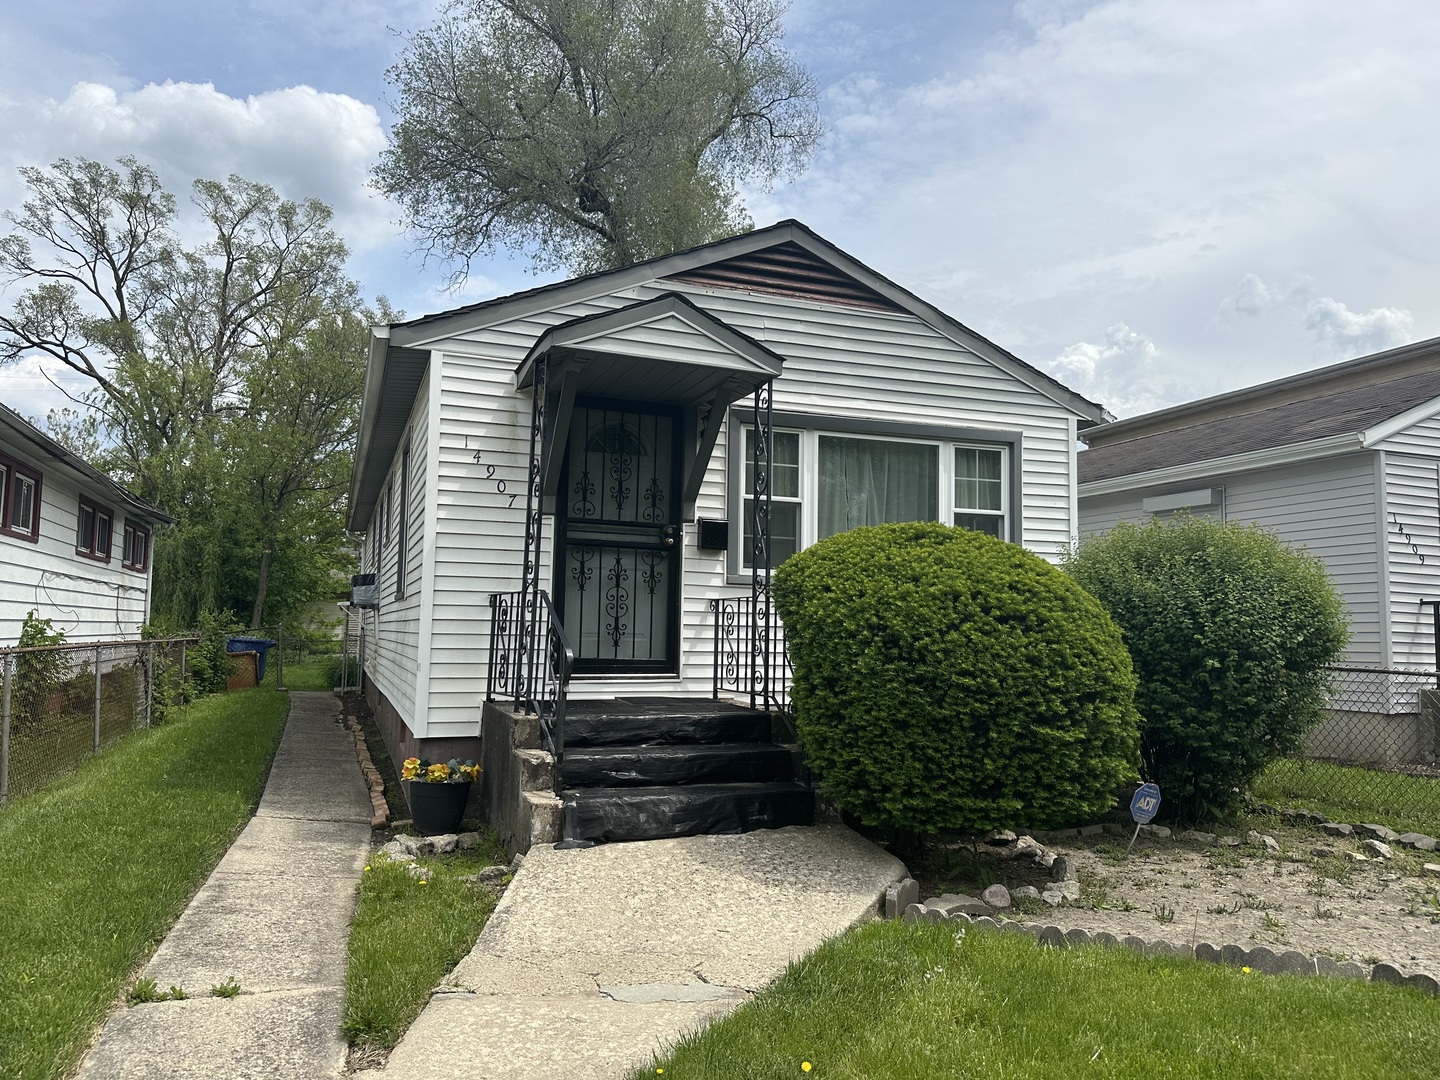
1064 516 1349 821
771 522 1141 835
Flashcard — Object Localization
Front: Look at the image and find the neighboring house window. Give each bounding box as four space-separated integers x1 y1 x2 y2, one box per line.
77 497 113 561
122 520 151 571
0 453 42 542
396 438 411 600
953 446 1007 537
736 420 1011 569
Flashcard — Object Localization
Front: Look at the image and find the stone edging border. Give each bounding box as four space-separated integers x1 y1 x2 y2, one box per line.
897 900 1440 997
342 712 390 830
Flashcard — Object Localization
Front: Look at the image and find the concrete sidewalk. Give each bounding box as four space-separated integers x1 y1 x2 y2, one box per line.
77 691 372 1080
374 825 906 1080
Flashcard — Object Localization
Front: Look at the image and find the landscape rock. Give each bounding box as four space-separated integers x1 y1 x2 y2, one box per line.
901 903 926 924
1217 836 1241 847
1220 944 1247 967
1092 932 1119 949
384 850 417 864
1275 950 1313 976
1120 935 1147 954
1361 839 1394 860
1179 830 1218 845
1051 879 1081 902
1079 824 1104 837
984 829 1017 846
1370 962 1405 986
380 840 407 857
926 893 991 917
885 878 920 920
392 833 429 856
1405 972 1440 996
981 884 1012 910
1138 824 1172 839
1346 852 1370 863
508 853 525 875
1310 847 1335 859
1319 822 1354 838
1011 885 1042 901
1194 942 1222 963
1064 928 1092 947
429 833 459 855
1010 836 1046 860
468 865 510 886
1245 946 1278 973
1357 823 1400 842
973 916 999 931
1041 890 1064 907
1246 831 1281 854
1396 833 1438 852
1037 925 1066 947
1424 863 1440 878
1050 856 1075 883
455 831 483 850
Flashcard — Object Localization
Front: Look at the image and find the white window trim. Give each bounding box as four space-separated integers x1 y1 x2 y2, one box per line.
727 411 1021 580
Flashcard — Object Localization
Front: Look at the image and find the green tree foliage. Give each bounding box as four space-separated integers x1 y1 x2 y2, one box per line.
376 0 822 275
0 157 380 629
1064 516 1350 821
772 522 1141 836
14 610 67 732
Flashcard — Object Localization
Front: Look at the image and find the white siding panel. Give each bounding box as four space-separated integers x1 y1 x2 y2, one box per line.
1080 454 1382 664
419 284 1081 732
1384 452 1440 668
0 435 152 644
1376 411 1440 455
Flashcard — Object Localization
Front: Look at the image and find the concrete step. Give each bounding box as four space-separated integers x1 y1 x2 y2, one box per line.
560 743 795 788
563 782 815 843
563 701 771 748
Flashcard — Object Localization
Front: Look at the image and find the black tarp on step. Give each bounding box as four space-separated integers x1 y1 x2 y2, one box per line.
561 743 794 788
564 782 815 843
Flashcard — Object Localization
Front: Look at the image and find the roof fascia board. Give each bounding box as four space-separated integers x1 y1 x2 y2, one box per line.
775 230 1109 424
1078 432 1365 498
1361 393 1440 447
0 404 173 524
389 224 809 351
385 221 1106 423
1085 335 1440 447
346 325 393 528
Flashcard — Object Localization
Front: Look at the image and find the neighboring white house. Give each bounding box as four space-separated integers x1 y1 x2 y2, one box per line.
1077 334 1440 671
0 403 172 645
348 220 1110 775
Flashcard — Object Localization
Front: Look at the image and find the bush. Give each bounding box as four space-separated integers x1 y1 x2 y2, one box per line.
772 522 1141 836
187 610 241 696
14 611 67 732
1064 516 1349 821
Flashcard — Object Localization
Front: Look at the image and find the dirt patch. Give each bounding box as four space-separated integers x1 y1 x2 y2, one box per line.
914 815 1440 974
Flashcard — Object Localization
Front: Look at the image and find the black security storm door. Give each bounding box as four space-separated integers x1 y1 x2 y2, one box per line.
556 401 682 674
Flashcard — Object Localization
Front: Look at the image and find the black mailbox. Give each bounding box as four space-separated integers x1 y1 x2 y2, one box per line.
697 519 729 551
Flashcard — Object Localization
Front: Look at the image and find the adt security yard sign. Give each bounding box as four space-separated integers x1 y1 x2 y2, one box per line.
1126 782 1162 855
1130 783 1162 824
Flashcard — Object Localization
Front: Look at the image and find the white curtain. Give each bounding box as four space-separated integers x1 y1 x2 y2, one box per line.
818 436 938 539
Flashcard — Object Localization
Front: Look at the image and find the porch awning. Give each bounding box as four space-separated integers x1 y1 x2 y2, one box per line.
516 293 786 519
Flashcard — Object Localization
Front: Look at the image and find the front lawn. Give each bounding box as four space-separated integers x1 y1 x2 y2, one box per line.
0 689 288 1080
639 920 1440 1079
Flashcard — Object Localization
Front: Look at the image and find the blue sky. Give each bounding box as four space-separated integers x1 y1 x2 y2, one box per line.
3 0 1440 422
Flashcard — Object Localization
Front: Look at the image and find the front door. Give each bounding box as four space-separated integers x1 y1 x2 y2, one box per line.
556 400 682 674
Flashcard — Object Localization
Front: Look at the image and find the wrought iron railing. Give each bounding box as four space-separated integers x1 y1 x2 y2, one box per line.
486 590 576 768
710 594 792 713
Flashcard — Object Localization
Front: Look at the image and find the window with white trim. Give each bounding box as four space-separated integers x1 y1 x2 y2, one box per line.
0 453 41 542
737 423 1009 569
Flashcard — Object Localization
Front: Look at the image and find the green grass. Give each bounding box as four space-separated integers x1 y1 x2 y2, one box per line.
343 831 508 1052
638 920 1440 1080
0 688 288 1080
1250 759 1440 837
259 657 340 692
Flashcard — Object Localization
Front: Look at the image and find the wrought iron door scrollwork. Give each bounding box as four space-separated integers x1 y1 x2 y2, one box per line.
605 551 631 651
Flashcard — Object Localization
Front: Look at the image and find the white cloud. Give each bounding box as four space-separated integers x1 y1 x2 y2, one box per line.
1048 323 1179 418
1219 273 1278 317
1 80 392 251
1303 297 1414 356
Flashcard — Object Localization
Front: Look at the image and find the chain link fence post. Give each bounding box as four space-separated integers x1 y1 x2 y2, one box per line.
276 622 286 691
92 644 102 755
144 641 154 728
1 654 11 807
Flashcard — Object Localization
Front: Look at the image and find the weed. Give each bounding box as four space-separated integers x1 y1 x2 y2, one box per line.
126 978 162 1005
1239 893 1283 911
1152 902 1176 925
168 986 186 1000
210 978 241 999
1262 911 1285 930
1207 902 1242 915
1311 903 1337 920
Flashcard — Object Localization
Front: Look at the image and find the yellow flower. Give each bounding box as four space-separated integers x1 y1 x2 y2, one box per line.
1242 966 1252 974
418 879 428 886
401 757 423 780
426 763 451 783
802 1064 813 1073
364 865 371 873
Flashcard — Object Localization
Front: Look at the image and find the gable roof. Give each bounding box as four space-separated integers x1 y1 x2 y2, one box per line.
349 220 1110 529
0 403 173 524
1078 335 1440 488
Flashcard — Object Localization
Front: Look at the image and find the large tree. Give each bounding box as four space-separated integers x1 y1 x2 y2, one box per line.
376 0 822 275
0 157 375 629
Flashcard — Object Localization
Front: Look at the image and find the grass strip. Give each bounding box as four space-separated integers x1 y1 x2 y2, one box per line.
1251 759 1440 837
260 658 339 692
638 919 1440 1080
343 833 508 1052
0 689 288 1080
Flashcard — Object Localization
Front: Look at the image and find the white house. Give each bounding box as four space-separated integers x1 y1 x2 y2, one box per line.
0 403 171 645
348 220 1109 842
1077 335 1440 673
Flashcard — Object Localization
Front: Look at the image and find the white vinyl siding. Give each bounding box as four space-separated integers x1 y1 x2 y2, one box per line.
0 437 154 645
1382 452 1440 669
1078 453 1382 664
404 283 1080 735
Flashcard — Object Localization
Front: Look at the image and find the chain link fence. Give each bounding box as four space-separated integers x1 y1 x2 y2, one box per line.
0 636 195 804
1260 665 1440 827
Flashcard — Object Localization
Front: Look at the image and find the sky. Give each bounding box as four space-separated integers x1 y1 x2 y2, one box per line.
2 0 1439 424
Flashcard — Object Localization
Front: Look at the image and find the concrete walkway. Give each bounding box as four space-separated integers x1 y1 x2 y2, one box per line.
374 825 906 1080
77 692 372 1080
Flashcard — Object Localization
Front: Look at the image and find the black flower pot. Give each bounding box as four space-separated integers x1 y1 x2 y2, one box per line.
408 780 471 835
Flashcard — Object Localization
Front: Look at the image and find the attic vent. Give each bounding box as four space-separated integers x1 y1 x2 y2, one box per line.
665 241 906 313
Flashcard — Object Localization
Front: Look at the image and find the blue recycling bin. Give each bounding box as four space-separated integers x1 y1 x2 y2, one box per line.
227 636 278 683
